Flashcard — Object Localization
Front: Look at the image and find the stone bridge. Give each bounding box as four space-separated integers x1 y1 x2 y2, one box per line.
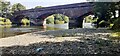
12 2 93 27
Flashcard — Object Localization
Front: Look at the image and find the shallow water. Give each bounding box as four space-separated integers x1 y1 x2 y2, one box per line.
0 26 63 38
0 23 101 38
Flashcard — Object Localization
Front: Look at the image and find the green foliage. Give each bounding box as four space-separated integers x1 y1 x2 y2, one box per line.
21 18 30 26
109 24 114 28
54 20 64 24
46 14 69 24
0 1 27 17
4 19 12 25
99 20 105 25
54 14 63 21
35 6 43 8
46 19 54 24
11 3 26 12
0 0 10 16
93 2 120 27
54 20 59 24
98 20 109 27
114 18 120 24
59 21 64 24
58 17 63 21
94 2 112 20
63 16 69 23
92 17 98 23
0 17 5 21
85 15 93 23
46 16 54 24
112 18 120 30
0 21 4 25
0 17 12 25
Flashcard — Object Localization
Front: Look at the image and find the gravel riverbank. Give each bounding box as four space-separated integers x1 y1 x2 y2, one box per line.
34 28 111 37
1 28 120 55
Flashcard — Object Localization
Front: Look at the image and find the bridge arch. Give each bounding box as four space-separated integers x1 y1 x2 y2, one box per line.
36 12 70 26
75 11 94 28
13 15 30 26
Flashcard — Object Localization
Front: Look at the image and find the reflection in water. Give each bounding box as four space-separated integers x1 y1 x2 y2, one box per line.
0 26 4 38
0 26 13 38
0 25 63 38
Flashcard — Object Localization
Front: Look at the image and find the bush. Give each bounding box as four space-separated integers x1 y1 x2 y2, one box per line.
54 20 59 24
63 16 69 23
46 19 54 24
46 14 69 24
21 18 30 25
55 20 64 24
98 20 109 27
109 24 114 28
46 16 54 24
0 21 5 25
85 16 93 23
4 19 12 25
54 14 63 21
59 21 64 24
0 17 5 21
58 17 63 21
112 18 120 30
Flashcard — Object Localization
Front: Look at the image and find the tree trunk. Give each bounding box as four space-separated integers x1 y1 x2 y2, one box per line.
113 11 116 19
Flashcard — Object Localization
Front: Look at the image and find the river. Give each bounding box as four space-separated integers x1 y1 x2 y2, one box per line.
0 22 95 38
0 26 63 38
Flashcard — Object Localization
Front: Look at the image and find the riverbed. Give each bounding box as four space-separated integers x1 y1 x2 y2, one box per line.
1 28 120 55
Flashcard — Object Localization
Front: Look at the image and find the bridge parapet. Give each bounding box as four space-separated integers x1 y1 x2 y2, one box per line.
13 2 93 15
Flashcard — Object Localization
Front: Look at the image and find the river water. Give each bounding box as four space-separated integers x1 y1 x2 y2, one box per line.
0 26 63 38
0 23 94 38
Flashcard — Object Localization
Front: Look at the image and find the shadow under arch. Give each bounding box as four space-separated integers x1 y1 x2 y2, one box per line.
13 15 30 26
76 11 94 28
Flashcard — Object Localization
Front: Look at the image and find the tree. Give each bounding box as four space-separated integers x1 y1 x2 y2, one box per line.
92 1 120 29
11 3 26 12
46 15 54 24
115 2 120 17
35 6 43 8
0 0 10 17
46 14 69 24
92 2 118 27
63 16 69 23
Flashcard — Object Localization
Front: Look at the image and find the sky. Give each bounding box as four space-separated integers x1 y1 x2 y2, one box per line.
6 0 87 9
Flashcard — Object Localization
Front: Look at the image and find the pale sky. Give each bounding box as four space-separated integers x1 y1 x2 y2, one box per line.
6 0 87 9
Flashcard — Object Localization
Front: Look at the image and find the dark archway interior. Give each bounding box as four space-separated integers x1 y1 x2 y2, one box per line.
76 11 94 28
